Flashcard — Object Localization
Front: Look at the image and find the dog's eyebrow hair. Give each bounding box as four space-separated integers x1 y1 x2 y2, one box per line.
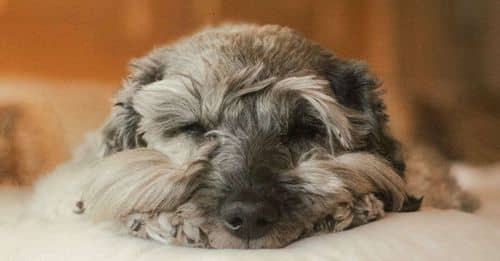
210 65 357 152
221 64 269 99
267 75 357 151
133 78 203 131
225 77 277 103
175 72 203 89
174 72 204 103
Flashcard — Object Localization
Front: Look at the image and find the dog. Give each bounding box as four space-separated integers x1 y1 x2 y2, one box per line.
28 24 477 249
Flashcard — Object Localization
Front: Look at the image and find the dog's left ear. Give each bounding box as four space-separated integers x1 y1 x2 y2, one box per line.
322 58 405 175
322 58 421 211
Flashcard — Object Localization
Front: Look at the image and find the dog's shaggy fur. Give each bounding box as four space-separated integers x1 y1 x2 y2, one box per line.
26 24 477 249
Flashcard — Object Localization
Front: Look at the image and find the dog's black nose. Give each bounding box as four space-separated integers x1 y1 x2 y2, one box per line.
220 199 278 239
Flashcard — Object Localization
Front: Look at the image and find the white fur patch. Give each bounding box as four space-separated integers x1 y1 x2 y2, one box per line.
144 133 198 166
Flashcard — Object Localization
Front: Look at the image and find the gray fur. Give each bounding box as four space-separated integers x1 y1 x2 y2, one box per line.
82 24 421 248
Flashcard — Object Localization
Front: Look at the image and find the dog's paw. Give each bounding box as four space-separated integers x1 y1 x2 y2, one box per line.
350 193 385 226
313 193 385 234
123 212 177 243
122 211 209 247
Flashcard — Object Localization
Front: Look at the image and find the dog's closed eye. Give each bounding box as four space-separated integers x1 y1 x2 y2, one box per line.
289 124 322 140
283 117 325 144
163 122 207 138
179 123 207 136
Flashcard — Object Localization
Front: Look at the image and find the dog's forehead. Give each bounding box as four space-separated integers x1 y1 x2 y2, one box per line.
131 25 357 148
134 25 330 117
133 63 353 148
141 68 330 128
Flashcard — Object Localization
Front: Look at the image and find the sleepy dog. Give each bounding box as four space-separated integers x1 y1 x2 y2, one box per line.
30 24 477 249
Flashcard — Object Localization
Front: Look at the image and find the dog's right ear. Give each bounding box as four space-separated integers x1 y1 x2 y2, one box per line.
101 100 145 155
101 53 165 155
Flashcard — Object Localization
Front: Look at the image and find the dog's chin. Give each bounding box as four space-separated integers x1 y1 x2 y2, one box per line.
202 221 304 249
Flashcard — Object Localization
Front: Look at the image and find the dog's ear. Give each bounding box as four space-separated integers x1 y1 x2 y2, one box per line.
101 53 165 155
101 101 145 155
322 58 421 211
322 58 405 175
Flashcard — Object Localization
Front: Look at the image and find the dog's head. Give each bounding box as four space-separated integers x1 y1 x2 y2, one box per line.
94 24 418 248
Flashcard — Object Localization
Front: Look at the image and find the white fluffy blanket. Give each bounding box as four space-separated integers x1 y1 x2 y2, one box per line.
1 164 499 261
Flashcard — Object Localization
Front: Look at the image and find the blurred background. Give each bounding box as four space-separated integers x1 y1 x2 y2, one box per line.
0 0 499 184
